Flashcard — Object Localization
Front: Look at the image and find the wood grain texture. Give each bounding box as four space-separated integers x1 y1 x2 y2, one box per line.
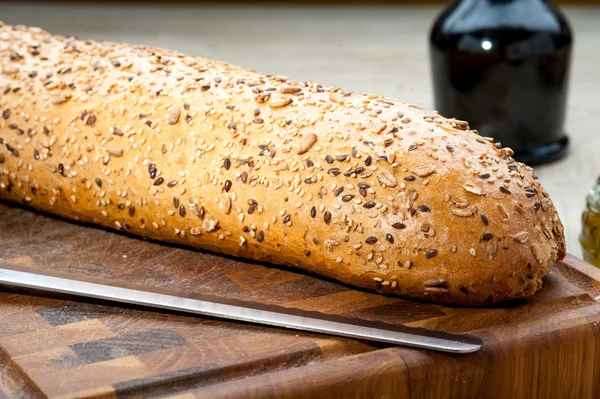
0 3 599 397
0 2 597 262
1 203 600 398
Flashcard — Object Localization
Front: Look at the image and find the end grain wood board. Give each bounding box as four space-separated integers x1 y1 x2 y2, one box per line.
0 202 600 399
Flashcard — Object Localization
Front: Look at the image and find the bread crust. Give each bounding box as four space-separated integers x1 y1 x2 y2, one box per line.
0 23 566 305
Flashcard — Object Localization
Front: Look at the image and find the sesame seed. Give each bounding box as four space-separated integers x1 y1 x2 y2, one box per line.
324 211 332 224
392 222 406 229
153 177 164 186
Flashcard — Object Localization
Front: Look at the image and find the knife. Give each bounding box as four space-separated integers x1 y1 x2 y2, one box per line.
0 263 482 353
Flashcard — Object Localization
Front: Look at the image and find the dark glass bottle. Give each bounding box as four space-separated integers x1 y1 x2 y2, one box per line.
429 0 572 165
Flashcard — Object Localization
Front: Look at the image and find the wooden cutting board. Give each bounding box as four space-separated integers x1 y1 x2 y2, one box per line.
1 202 600 399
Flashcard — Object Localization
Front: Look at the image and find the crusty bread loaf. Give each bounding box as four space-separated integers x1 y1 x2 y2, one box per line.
0 23 566 305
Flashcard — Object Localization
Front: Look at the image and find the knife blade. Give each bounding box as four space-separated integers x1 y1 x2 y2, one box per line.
0 263 482 353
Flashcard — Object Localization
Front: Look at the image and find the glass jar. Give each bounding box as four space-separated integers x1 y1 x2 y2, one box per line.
429 0 572 165
581 177 600 267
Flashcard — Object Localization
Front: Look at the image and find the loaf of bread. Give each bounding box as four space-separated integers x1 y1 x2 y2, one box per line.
0 23 566 305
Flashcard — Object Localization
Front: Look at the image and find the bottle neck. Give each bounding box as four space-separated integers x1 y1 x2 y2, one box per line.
588 179 600 213
435 0 567 38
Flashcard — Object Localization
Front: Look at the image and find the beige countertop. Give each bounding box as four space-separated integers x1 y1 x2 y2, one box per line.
2 2 598 259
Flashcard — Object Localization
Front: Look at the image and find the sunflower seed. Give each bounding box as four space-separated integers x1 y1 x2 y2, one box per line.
411 166 436 178
514 231 530 243
377 171 397 188
168 108 181 125
298 133 318 155
269 98 293 108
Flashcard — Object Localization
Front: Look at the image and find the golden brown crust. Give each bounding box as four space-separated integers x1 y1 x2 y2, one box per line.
0 23 566 305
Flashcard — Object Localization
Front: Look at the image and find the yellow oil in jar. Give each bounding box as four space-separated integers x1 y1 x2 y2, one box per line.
580 177 600 267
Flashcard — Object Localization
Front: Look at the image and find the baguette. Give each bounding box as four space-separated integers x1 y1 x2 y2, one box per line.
0 23 566 305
